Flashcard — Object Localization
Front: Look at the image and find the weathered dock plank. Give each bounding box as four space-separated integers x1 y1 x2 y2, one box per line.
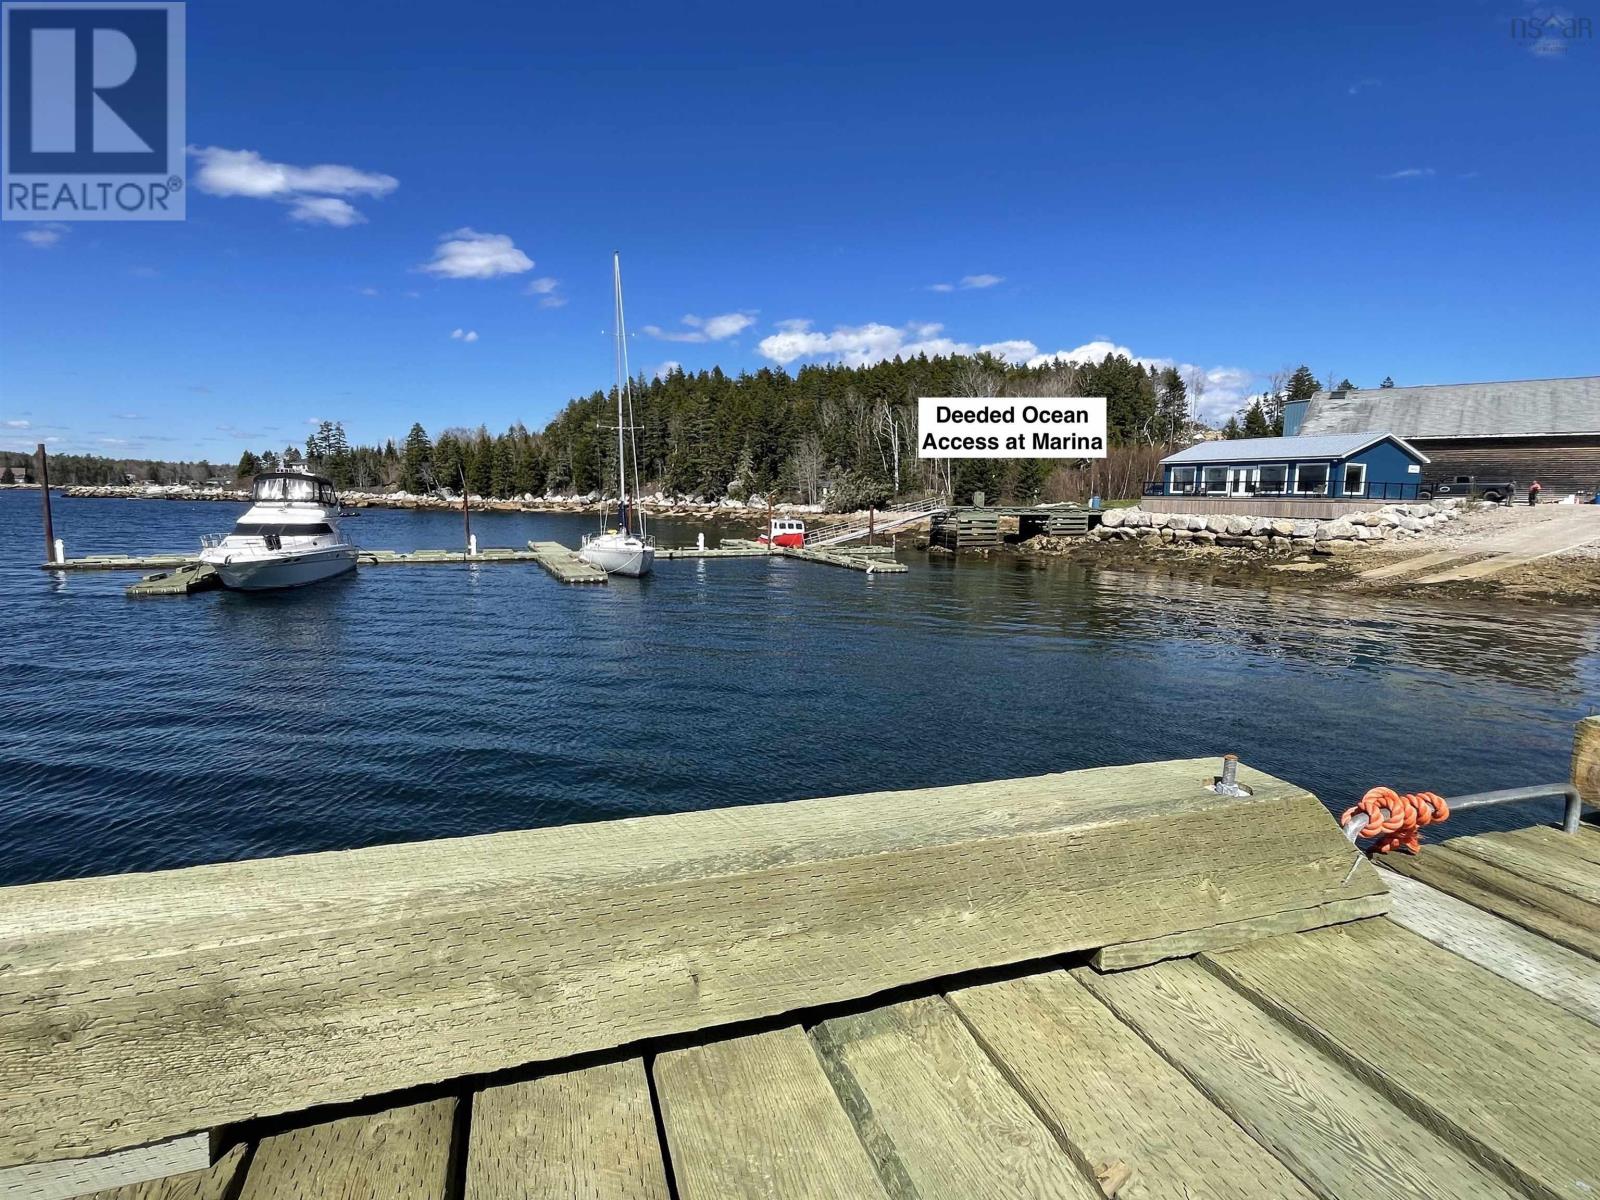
1202 919 1600 1200
467 1061 667 1200
1379 867 1600 1025
1091 893 1389 972
526 541 610 583
654 1027 886 1200
1081 958 1523 1200
0 759 1382 1168
1446 830 1600 904
42 554 194 572
0 1135 211 1200
70 1146 247 1200
949 972 1316 1200
237 1099 455 1200
1382 844 1600 958
811 997 1094 1200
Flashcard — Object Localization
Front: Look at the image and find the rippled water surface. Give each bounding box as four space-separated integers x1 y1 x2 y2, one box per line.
2 489 1596 884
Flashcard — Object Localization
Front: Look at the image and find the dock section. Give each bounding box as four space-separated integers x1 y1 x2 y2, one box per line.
525 541 609 584
3 730 1600 1199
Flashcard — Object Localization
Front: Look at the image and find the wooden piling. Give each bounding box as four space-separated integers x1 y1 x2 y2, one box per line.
1574 716 1600 815
36 444 54 565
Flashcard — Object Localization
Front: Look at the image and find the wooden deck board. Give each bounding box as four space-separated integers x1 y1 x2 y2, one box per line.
1202 920 1600 1200
1379 869 1600 1025
1091 893 1388 972
654 1027 887 1200
1445 830 1600 905
237 1100 455 1200
466 1060 668 1200
0 759 1382 1169
811 997 1095 1200
1382 844 1600 958
68 1148 247 1200
1080 958 1523 1200
948 972 1316 1200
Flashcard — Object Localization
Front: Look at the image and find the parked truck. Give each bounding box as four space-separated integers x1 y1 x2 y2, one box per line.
1419 475 1517 504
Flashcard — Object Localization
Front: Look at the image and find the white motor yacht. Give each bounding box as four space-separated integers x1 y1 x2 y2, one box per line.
578 252 655 578
199 469 359 590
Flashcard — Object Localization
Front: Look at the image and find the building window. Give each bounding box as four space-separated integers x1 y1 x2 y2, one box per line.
1201 466 1229 495
1258 464 1289 495
1343 462 1367 498
1296 463 1329 495
1170 466 1196 494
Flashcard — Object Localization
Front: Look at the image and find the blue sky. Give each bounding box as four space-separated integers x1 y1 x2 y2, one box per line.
2 0 1597 462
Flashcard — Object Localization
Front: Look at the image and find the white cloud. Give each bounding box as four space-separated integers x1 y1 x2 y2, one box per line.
190 146 397 226
1024 339 1141 369
758 320 972 367
19 223 68 248
3 419 31 429
654 361 682 379
643 312 756 343
977 339 1038 364
420 228 533 279
1348 78 1381 95
359 286 380 297
450 328 480 343
288 196 364 227
927 273 1004 292
523 276 567 308
1379 167 1435 180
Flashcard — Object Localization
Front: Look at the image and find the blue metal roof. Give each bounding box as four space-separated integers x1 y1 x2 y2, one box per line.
1161 432 1428 465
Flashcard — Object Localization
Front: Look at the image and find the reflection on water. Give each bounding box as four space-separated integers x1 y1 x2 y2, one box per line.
1 492 1595 884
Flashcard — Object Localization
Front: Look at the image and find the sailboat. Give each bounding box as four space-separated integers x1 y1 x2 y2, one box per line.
578 252 656 578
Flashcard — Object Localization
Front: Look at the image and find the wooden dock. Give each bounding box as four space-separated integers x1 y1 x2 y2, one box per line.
3 723 1598 1199
525 540 609 584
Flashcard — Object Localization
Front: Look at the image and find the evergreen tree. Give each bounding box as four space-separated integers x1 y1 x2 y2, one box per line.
1337 378 1355 390
1285 365 1320 405
1241 403 1273 438
1154 367 1188 442
1 467 13 485
1222 416 1244 440
401 423 433 493
1380 376 1396 388
236 450 260 479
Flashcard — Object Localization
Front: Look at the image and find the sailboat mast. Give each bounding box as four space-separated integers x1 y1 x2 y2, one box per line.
612 251 628 535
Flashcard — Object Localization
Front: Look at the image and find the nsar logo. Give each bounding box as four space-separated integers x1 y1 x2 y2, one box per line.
2 2 185 221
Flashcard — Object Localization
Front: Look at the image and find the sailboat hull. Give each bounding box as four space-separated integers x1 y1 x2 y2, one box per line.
578 535 655 578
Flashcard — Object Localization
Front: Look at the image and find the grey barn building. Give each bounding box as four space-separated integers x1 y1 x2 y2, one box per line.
1285 376 1600 496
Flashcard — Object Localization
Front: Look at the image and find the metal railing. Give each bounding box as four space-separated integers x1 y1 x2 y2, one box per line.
1343 784 1583 841
1147 480 1422 501
806 494 948 547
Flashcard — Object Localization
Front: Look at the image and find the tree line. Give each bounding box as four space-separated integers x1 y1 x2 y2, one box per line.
9 355 1387 504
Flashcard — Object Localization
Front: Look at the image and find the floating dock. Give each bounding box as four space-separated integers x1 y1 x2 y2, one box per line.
525 541 609 584
2 721 1597 1199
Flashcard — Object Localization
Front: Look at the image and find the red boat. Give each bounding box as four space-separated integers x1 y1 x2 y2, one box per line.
759 517 806 548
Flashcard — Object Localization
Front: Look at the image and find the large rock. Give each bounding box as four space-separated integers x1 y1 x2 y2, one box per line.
1292 519 1318 539
1270 518 1296 538
1225 515 1252 536
1206 514 1231 535
1187 514 1208 532
1321 518 1359 540
1101 508 1125 528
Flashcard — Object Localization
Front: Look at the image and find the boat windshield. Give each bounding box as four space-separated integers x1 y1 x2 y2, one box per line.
253 475 335 504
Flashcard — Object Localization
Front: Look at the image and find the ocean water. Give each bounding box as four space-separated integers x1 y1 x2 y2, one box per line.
2 488 1595 885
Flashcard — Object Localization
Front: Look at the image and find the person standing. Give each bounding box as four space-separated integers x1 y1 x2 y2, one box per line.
1529 479 1542 505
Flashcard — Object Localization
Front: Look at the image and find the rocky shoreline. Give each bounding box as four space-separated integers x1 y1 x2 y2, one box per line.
1091 499 1465 553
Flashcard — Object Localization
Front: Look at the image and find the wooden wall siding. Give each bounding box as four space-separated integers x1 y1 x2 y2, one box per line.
0 759 1382 1171
1415 437 1600 496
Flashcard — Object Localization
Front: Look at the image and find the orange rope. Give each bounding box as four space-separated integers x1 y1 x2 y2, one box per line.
1341 787 1449 855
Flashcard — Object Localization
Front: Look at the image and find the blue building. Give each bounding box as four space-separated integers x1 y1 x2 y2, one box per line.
1153 432 1429 501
